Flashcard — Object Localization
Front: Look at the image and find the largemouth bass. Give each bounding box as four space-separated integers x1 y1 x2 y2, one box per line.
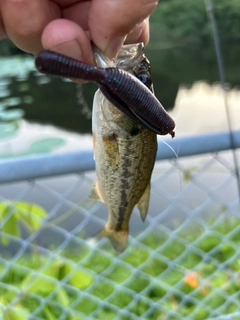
91 44 157 252
35 43 175 252
35 46 175 137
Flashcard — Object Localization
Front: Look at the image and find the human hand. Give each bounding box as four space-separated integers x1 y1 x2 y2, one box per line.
0 0 158 66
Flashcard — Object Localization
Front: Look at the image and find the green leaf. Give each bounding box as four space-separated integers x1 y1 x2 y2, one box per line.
0 103 7 111
183 167 197 182
0 122 19 140
0 201 47 242
18 83 30 92
0 109 24 121
59 261 93 289
28 138 65 154
2 306 29 320
70 269 93 289
43 306 57 320
0 203 19 245
21 274 56 295
20 262 59 295
2 97 21 107
13 201 47 230
57 288 70 307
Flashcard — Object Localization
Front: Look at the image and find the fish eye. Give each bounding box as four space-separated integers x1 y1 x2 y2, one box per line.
137 74 149 85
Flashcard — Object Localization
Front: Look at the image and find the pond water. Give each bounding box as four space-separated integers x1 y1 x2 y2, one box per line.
0 43 239 154
0 42 239 247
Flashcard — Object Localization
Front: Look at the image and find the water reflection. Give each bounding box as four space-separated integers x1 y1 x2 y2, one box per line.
171 81 240 135
0 49 239 244
0 44 239 149
1 80 239 159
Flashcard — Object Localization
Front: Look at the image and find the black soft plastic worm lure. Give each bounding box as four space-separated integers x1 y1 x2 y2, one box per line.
35 50 175 137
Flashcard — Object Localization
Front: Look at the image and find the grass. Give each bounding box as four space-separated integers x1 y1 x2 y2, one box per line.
1 203 240 319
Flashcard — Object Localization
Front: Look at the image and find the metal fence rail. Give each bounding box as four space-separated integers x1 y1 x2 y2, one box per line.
1 130 240 183
0 130 240 320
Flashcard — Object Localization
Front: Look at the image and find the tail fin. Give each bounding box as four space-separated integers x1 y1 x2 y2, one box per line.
96 226 128 253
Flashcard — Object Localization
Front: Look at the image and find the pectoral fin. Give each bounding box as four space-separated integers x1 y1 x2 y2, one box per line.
89 182 104 202
101 133 120 170
137 182 151 222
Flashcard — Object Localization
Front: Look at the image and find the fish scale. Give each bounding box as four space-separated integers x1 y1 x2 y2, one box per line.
92 89 157 251
34 44 165 252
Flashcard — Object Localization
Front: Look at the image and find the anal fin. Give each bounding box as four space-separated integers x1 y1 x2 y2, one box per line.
89 182 104 202
137 182 151 222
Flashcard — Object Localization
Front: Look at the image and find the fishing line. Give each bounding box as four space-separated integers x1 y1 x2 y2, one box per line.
205 0 240 208
161 137 183 191
76 83 92 119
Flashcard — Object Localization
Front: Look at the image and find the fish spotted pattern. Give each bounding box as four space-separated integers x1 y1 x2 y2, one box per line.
91 44 158 252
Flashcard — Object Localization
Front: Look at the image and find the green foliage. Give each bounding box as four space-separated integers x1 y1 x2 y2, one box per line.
0 201 47 244
212 0 240 42
1 203 240 319
150 0 240 46
0 104 24 140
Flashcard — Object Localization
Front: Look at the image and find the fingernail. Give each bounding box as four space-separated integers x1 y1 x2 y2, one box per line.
125 27 143 45
48 40 82 60
104 35 127 59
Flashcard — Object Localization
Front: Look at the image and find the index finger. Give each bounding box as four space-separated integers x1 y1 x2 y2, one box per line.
89 0 158 58
0 7 6 39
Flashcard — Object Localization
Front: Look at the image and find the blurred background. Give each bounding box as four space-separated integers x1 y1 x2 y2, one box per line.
0 0 239 145
0 1 240 319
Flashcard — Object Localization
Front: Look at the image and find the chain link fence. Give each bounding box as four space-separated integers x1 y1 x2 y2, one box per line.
0 131 240 320
0 0 239 317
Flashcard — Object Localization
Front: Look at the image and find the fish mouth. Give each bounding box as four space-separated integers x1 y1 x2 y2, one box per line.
100 84 176 137
128 108 176 137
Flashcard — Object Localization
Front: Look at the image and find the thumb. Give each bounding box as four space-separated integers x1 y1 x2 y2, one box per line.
89 0 158 58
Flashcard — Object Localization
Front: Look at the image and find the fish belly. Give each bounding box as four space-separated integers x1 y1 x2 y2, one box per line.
92 90 157 233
